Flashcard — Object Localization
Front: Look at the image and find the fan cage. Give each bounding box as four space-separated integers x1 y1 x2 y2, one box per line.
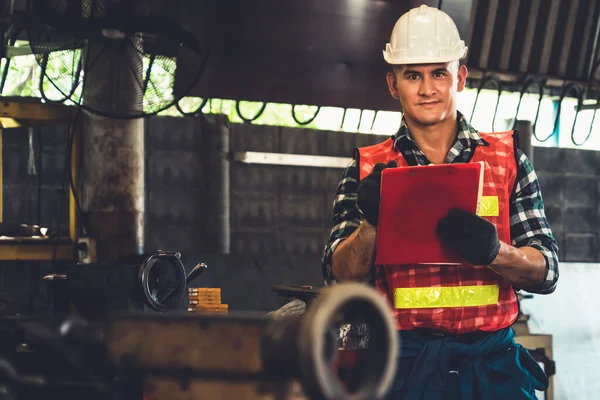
25 0 209 118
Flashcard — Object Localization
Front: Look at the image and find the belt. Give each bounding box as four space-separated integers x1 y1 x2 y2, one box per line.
410 328 496 344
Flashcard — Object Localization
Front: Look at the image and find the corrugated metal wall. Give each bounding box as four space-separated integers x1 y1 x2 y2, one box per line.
467 0 600 81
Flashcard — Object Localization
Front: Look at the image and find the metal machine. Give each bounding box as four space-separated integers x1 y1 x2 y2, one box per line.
43 251 205 317
0 282 398 400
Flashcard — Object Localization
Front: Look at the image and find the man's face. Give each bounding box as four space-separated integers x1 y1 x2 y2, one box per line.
386 62 467 127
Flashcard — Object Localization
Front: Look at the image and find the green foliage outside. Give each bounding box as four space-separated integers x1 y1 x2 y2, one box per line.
0 52 325 131
2 50 598 148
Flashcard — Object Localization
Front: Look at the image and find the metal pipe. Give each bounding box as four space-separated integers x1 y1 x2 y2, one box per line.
204 116 230 254
79 40 145 262
513 120 534 165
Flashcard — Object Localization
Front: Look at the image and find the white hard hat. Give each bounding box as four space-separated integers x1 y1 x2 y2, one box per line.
383 4 468 65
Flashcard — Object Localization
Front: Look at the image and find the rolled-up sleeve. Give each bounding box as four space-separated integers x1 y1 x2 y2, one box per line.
509 150 559 294
322 160 363 285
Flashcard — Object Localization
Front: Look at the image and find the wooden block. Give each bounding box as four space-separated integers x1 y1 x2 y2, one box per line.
188 293 221 299
188 297 222 304
187 304 228 310
188 287 221 294
196 304 228 310
187 307 229 315
188 299 222 306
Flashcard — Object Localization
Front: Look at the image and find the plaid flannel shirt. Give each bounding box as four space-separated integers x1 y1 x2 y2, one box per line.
321 114 559 295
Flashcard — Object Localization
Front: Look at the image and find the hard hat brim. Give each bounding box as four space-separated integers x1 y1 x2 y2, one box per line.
382 47 468 66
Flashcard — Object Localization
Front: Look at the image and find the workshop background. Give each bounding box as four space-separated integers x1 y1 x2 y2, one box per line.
1 0 600 399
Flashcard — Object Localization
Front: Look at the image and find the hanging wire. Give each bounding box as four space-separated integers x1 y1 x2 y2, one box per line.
578 52 600 145
339 108 347 130
141 54 156 96
357 109 364 132
235 100 267 123
370 110 379 132
512 76 544 137
469 74 502 131
39 52 83 103
0 32 18 95
571 97 600 146
0 38 13 94
572 96 598 146
175 97 209 116
0 57 10 95
36 126 43 226
552 82 583 145
291 104 321 125
52 33 98 243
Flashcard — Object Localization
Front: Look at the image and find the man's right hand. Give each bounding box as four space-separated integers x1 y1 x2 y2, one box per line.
356 161 398 226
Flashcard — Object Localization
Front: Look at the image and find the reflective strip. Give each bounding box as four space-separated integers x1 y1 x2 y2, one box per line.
479 196 499 217
394 285 500 309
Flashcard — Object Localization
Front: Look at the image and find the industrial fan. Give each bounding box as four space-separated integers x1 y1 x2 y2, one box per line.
24 0 209 118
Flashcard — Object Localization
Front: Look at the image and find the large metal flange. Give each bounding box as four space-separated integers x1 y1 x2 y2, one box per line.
298 283 398 400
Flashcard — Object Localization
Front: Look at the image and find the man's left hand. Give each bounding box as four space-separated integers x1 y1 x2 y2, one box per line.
436 208 500 266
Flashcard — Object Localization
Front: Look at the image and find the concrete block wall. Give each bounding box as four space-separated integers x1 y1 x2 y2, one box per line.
144 116 209 253
228 123 383 256
2 125 70 231
2 117 599 313
533 147 600 262
143 116 385 310
0 125 70 314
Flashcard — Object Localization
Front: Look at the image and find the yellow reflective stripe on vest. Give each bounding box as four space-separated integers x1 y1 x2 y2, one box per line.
394 285 500 309
479 196 500 217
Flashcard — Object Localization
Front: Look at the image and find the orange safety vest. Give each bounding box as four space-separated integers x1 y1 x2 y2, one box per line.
357 132 519 334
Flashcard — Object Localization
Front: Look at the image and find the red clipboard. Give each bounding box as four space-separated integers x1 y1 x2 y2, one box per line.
375 162 484 265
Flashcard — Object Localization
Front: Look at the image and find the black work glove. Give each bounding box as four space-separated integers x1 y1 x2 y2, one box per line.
436 208 501 266
357 161 397 226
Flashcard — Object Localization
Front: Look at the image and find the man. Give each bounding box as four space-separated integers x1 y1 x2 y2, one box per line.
321 5 559 399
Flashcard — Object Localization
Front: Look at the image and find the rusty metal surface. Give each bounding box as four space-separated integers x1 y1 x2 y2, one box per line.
105 283 398 400
79 36 146 261
108 315 267 373
143 377 291 400
80 113 145 261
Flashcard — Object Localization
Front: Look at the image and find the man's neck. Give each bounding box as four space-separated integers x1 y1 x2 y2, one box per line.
404 114 458 164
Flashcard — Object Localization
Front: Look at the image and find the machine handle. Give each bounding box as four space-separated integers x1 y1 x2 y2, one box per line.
186 263 208 286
